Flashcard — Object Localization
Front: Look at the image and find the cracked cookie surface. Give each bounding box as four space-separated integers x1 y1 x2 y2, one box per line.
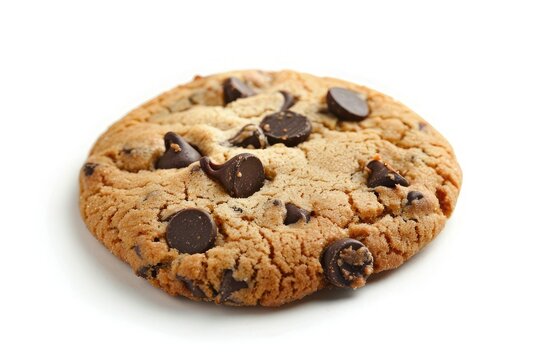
79 70 462 306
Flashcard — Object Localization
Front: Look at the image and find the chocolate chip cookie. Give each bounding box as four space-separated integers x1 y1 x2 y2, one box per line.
79 70 462 306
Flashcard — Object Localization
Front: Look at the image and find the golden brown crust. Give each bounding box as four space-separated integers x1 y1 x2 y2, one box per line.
79 70 462 306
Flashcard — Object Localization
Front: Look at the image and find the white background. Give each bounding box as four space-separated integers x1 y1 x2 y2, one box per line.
1 1 539 359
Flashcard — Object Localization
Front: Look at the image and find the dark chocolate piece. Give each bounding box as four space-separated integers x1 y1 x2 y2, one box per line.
166 208 217 254
229 124 267 149
219 269 248 302
223 77 255 104
407 191 424 204
136 263 164 279
200 154 265 198
177 276 206 298
156 132 201 169
327 87 369 121
260 110 312 147
284 203 310 225
323 238 373 288
133 245 142 258
82 163 98 176
279 90 296 111
366 160 409 188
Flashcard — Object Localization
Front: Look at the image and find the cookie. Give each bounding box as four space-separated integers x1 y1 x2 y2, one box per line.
79 70 462 306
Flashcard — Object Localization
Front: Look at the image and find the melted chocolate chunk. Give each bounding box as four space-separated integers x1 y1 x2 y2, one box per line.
166 208 217 254
156 132 202 169
326 87 369 121
279 90 296 111
223 77 255 104
82 163 98 176
229 124 267 149
200 154 265 198
219 270 248 302
284 203 310 225
260 110 312 147
323 238 373 288
407 191 424 204
366 160 409 188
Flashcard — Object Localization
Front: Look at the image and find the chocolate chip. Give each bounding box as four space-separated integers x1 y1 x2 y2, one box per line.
156 132 202 169
219 270 248 302
136 263 164 279
366 160 409 188
177 276 206 298
165 208 217 254
323 238 374 288
326 87 369 121
229 124 267 149
200 154 265 198
284 203 310 225
418 122 427 130
82 163 98 176
133 245 142 258
260 110 312 147
279 90 296 111
407 191 424 204
223 77 255 104
136 266 151 278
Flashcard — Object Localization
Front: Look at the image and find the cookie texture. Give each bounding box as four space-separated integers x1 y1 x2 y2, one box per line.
79 70 462 306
